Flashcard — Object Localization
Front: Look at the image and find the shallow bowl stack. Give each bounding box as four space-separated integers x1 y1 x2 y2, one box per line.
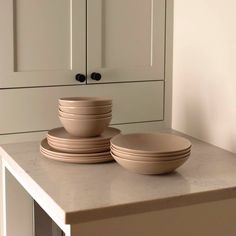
110 133 191 175
58 97 112 137
40 97 121 164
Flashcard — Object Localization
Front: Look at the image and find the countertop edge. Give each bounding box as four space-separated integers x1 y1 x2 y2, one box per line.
65 187 236 224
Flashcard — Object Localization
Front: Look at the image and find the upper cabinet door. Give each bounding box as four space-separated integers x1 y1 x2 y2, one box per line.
87 0 165 83
0 0 86 88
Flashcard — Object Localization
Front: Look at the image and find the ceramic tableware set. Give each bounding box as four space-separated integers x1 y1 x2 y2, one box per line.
40 97 120 164
40 96 192 175
110 133 191 175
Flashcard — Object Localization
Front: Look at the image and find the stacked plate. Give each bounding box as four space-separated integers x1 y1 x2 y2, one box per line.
58 97 112 137
110 133 191 175
40 127 121 164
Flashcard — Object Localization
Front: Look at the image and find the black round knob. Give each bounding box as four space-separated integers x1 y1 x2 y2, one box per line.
90 72 102 81
75 74 86 82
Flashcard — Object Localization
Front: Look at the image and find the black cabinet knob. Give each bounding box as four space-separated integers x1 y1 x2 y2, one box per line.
90 72 102 81
75 74 86 83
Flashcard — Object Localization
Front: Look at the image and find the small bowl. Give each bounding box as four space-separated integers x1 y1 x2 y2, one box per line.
59 104 112 115
59 97 112 107
58 109 112 119
111 152 189 175
59 116 112 137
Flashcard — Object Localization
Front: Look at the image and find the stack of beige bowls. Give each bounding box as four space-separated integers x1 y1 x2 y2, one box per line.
58 97 112 137
40 97 121 164
110 133 191 175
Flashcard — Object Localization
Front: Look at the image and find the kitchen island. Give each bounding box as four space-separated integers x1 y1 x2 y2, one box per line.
1 130 236 236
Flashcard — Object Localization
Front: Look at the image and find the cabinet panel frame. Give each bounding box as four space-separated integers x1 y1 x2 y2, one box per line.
87 0 166 84
0 0 86 88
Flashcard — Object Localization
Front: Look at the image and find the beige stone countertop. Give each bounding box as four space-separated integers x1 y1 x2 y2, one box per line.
1 130 236 224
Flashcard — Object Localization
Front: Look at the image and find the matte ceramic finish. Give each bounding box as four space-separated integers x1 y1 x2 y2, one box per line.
59 116 111 137
40 139 110 157
110 145 191 157
111 147 191 162
48 140 110 154
47 137 110 147
40 149 114 164
59 97 112 107
111 133 191 154
58 109 112 119
59 104 112 115
47 127 120 143
111 152 189 175
3 131 236 224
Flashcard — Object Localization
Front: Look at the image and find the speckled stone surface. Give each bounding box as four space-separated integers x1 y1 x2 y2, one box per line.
1 130 236 224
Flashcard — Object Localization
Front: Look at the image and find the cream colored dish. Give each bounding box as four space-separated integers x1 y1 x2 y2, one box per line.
111 151 189 175
111 133 191 154
110 145 191 157
48 140 110 154
40 148 113 164
41 139 111 157
59 105 112 115
47 127 120 143
59 116 111 137
59 97 112 107
111 146 191 161
58 109 112 119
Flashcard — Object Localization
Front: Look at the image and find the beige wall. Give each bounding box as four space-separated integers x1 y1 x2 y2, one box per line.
172 0 236 153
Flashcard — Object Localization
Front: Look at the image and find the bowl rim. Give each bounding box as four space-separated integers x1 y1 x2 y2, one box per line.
59 115 112 121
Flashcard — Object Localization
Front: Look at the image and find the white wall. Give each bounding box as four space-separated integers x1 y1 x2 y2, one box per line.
172 0 236 153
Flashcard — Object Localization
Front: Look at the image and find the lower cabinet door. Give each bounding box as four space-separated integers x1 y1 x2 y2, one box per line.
0 81 164 135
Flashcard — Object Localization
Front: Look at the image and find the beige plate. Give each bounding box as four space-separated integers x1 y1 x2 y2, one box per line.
40 149 113 164
111 147 191 161
47 137 110 147
48 140 110 154
59 97 112 107
111 152 189 175
47 136 110 147
110 145 191 157
41 139 110 157
111 133 191 154
47 127 120 143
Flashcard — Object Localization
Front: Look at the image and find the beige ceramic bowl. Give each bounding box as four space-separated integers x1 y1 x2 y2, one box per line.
111 146 191 162
111 133 191 154
59 116 112 137
58 109 112 119
59 97 112 107
111 152 189 175
110 145 191 157
59 104 112 115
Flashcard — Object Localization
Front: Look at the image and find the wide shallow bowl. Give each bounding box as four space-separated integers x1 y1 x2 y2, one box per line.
47 127 120 143
59 97 112 107
58 109 112 119
111 152 189 175
59 116 111 137
48 140 110 154
110 145 191 157
111 146 191 161
111 133 191 154
59 104 112 115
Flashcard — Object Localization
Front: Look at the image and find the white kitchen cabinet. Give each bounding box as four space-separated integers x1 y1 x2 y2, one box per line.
0 0 165 88
0 0 86 88
87 0 165 83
